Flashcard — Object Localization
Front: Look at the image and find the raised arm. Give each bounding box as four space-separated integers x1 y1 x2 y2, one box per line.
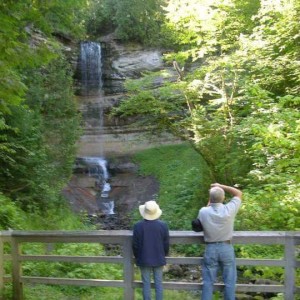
211 183 243 200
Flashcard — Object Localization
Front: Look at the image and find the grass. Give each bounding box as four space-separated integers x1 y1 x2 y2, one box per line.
133 142 212 230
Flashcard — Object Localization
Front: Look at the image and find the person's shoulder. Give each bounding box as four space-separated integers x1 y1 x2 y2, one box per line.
225 196 242 209
133 219 144 224
156 219 166 224
230 196 242 203
133 219 144 228
157 219 169 227
200 206 210 212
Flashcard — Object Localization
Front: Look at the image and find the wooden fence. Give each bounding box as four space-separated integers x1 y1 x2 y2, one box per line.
0 231 299 300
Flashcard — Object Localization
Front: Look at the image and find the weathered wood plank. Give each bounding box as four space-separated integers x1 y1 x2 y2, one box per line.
166 257 202 264
165 257 285 267
236 258 285 267
132 281 284 293
284 236 296 300
0 238 3 300
3 254 11 261
0 230 298 300
11 230 131 244
123 237 134 299
21 276 125 287
19 255 124 263
11 239 23 300
8 230 300 246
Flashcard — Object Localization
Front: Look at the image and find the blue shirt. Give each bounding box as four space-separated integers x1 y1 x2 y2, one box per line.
132 219 169 267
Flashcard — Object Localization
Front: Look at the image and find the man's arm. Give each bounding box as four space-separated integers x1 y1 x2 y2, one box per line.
211 183 243 200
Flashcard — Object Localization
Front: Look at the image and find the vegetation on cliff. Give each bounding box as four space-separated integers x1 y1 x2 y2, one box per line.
0 0 86 219
112 0 300 232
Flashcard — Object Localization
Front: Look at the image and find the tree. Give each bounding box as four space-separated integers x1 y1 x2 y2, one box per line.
85 0 166 45
112 0 300 230
0 0 86 210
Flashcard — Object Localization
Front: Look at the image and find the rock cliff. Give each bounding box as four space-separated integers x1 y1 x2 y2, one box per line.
75 33 180 158
63 34 180 223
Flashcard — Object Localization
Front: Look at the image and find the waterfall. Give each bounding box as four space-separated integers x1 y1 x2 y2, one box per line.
80 41 102 95
77 42 114 215
81 157 114 215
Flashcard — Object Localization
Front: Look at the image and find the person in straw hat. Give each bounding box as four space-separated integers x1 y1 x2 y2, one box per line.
133 200 169 300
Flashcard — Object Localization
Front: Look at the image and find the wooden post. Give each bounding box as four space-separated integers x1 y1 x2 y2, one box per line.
12 238 23 300
0 235 4 300
123 237 135 300
284 234 295 300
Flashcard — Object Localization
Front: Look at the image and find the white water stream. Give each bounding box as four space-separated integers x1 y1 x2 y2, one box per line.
82 156 114 215
79 41 114 215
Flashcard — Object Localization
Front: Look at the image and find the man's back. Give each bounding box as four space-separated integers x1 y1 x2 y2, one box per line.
199 197 241 242
199 183 243 300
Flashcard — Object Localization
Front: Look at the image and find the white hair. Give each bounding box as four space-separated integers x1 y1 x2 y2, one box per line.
209 187 225 203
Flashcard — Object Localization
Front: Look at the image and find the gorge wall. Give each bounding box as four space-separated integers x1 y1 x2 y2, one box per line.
63 34 180 221
75 33 180 158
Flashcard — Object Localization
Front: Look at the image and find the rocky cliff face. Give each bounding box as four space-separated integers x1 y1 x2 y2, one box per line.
63 34 180 222
75 33 180 158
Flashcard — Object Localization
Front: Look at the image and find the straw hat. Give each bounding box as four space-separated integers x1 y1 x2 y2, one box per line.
139 200 162 220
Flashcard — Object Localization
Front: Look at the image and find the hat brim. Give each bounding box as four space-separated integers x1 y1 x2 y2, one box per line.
139 204 162 220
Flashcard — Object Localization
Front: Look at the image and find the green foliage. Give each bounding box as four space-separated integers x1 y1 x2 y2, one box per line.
114 0 300 231
25 57 82 190
1 1 299 297
32 0 87 38
0 0 85 211
0 0 86 113
162 0 260 58
22 242 122 280
237 92 300 230
86 0 166 46
0 194 24 230
0 105 48 206
0 57 81 210
133 143 213 229
236 244 285 281
21 199 90 231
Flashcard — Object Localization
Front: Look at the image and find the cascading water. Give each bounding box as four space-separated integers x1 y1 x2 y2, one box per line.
78 42 115 215
81 157 114 215
80 41 102 96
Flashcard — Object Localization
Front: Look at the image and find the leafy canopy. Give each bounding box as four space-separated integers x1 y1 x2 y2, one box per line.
113 0 300 231
0 0 86 213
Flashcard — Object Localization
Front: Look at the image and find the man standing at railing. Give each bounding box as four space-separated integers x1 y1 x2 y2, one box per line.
133 200 170 300
198 183 243 300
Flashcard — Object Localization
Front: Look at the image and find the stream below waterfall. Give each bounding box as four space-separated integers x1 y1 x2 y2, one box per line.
63 155 159 229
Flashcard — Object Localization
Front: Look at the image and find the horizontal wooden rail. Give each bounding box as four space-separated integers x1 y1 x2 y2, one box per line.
0 231 299 300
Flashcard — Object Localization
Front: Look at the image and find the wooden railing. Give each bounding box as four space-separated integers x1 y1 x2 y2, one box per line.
0 231 299 300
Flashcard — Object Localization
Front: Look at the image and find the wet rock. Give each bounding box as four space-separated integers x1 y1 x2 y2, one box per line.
184 268 201 280
63 156 159 230
235 294 254 300
109 161 139 174
167 265 184 277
